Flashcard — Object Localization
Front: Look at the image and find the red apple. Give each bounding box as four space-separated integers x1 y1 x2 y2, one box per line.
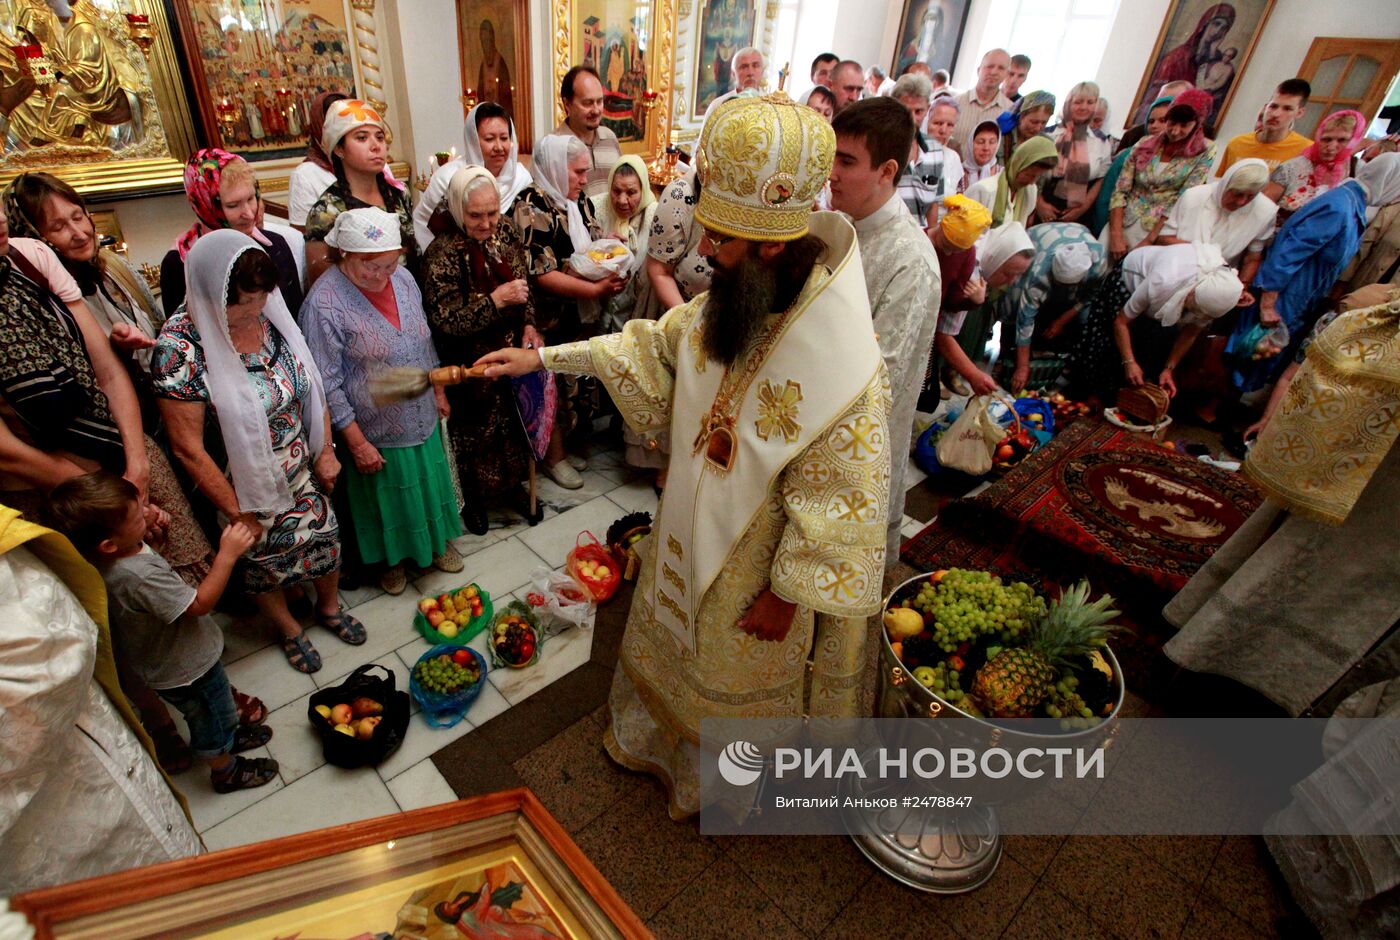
330 703 353 725
427 610 446 627
418 597 439 614
995 444 1015 460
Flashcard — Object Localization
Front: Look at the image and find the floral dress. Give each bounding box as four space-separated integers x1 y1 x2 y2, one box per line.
304 176 419 277
509 185 600 442
422 223 534 500
1109 142 1216 245
152 313 339 592
649 174 713 301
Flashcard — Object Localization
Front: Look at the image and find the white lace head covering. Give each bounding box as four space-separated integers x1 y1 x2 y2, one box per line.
325 206 402 253
184 230 328 513
531 134 594 254
462 102 534 213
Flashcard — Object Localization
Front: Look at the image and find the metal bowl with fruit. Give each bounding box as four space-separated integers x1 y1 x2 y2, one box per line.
409 645 487 727
847 569 1126 894
490 601 541 669
415 583 493 645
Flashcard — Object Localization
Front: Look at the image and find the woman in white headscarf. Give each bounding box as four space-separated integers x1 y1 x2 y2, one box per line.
509 133 624 488
153 231 358 675
1160 158 1276 278
412 101 534 250
302 208 462 595
1074 241 1244 400
423 167 540 533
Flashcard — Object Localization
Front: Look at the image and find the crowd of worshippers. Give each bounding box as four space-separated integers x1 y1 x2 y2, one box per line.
5 45 1399 794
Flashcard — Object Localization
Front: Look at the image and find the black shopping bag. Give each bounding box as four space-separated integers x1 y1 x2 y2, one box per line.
306 663 410 768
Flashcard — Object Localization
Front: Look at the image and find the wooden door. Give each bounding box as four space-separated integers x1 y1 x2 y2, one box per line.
1296 38 1400 137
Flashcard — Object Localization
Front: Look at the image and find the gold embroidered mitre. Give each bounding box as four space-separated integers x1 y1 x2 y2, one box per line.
694 92 835 242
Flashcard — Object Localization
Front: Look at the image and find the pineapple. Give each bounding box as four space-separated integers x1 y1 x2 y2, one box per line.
971 580 1119 718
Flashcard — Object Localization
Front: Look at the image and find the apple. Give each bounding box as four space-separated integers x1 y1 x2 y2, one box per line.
454 612 471 626
315 704 332 720
351 696 383 719
355 716 382 740
333 723 355 736
330 703 354 725
439 621 459 638
418 597 439 614
452 649 473 666
995 444 1015 460
595 565 611 579
427 610 446 627
464 585 479 599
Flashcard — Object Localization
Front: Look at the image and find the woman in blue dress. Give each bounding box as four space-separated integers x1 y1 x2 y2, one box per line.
1229 154 1400 392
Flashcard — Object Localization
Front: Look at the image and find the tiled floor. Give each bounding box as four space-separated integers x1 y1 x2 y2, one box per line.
169 433 1309 938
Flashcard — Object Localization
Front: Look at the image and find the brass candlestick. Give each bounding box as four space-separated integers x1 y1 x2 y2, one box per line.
125 13 153 57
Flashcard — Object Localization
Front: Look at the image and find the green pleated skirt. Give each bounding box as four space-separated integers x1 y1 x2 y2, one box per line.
344 425 463 568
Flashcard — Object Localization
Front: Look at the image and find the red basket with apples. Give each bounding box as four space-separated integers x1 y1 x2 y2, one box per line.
415 583 493 645
566 530 622 601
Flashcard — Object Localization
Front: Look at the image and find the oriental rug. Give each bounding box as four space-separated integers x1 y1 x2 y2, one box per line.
903 419 1262 605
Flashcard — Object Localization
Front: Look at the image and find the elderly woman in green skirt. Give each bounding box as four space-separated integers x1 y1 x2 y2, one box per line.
302 208 463 594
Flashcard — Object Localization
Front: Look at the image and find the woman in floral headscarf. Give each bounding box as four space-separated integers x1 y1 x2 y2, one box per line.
1105 89 1216 262
160 148 304 315
995 89 1055 168
304 99 417 285
1263 109 1367 226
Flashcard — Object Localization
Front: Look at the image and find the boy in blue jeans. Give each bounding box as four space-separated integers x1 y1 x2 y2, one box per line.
48 472 280 792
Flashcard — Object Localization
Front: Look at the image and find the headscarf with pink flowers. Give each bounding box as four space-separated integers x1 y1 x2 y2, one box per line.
173 148 272 260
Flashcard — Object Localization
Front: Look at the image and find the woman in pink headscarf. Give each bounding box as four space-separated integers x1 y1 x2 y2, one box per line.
1263 109 1367 226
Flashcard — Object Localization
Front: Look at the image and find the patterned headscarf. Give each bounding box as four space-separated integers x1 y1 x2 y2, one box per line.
1300 109 1368 188
173 148 272 261
1133 89 1213 170
306 90 349 172
320 98 405 192
996 90 1055 137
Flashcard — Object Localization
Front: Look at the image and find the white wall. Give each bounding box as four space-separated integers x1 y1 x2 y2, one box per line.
1094 0 1171 136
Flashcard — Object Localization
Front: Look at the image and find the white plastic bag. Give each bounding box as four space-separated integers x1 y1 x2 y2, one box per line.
523 567 596 632
568 238 633 281
935 394 1001 475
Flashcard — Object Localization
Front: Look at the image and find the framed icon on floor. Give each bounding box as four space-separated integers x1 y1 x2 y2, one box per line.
11 789 649 939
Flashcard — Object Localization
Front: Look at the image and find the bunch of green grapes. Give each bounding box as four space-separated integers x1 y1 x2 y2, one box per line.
913 569 1049 653
414 655 479 695
1044 673 1100 730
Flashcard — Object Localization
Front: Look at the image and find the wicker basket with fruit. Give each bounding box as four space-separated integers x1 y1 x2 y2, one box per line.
490 601 542 669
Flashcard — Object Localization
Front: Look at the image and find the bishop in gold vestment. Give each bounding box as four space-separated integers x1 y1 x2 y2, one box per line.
482 95 891 818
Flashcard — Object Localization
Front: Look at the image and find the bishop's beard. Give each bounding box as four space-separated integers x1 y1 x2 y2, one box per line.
699 235 825 368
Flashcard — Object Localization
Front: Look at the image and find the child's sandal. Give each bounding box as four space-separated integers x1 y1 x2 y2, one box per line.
211 756 279 793
231 724 273 754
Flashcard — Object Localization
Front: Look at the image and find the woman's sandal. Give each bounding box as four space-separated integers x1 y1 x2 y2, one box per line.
232 688 267 726
231 723 273 753
281 631 322 673
212 755 280 793
317 607 367 645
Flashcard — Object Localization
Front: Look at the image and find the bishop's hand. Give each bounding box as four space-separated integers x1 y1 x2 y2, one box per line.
737 587 798 643
475 347 545 379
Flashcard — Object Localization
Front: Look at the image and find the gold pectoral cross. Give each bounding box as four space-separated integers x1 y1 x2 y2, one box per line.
693 409 738 474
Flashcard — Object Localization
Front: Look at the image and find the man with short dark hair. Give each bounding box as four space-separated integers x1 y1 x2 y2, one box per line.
554 64 620 197
1004 53 1031 103
830 59 865 112
948 49 1012 160
811 52 839 88
931 68 951 97
830 97 940 559
1216 78 1313 175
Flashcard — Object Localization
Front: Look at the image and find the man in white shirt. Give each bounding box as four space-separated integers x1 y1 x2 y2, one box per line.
865 65 895 98
948 48 1013 161
552 64 621 198
829 97 941 559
